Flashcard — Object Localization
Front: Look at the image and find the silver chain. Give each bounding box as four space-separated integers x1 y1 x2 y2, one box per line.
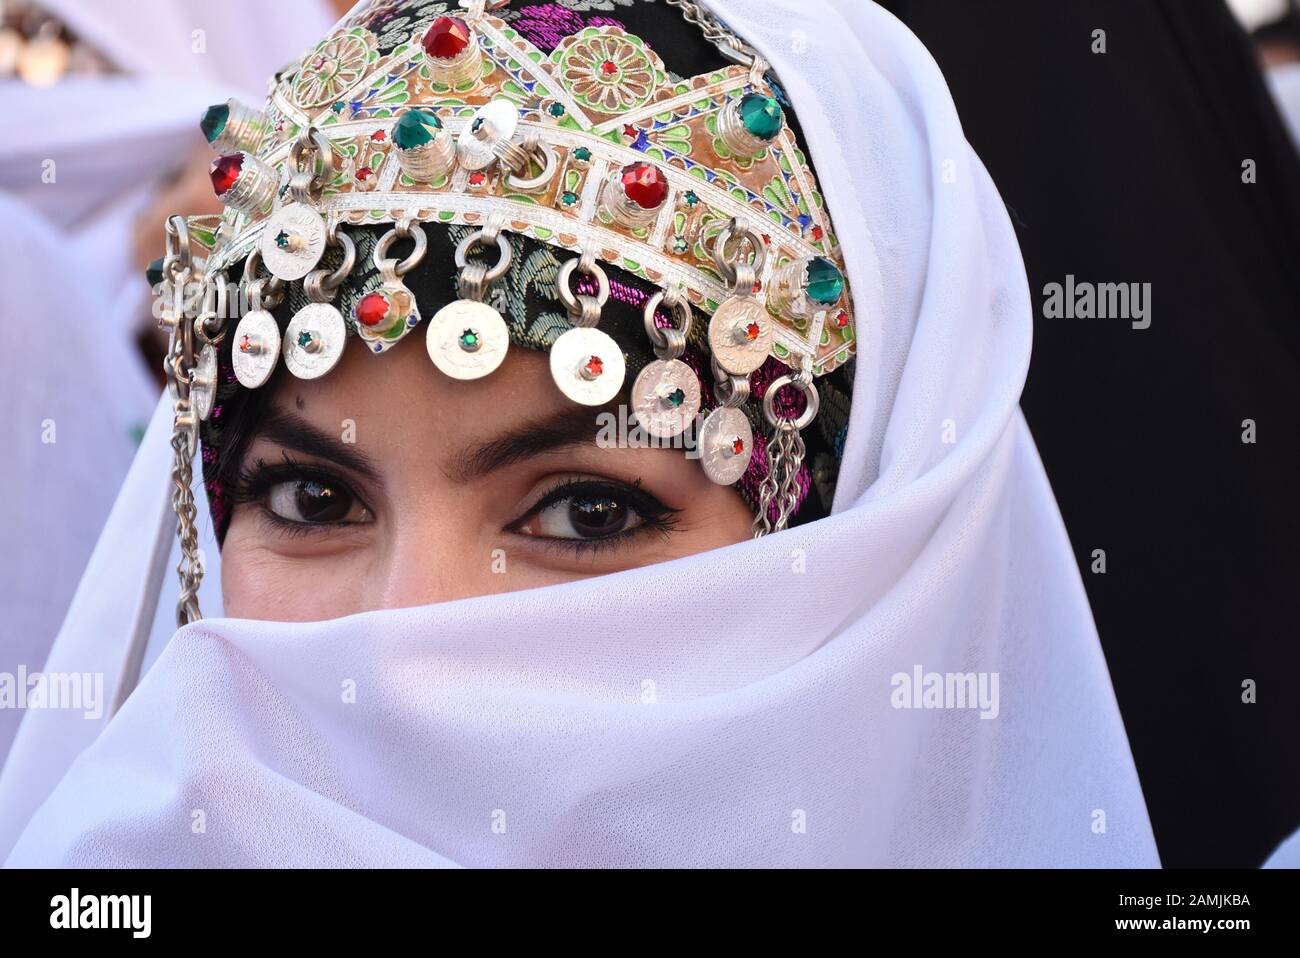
161 215 205 626
665 0 760 66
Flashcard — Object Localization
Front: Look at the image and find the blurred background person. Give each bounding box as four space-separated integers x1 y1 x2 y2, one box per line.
0 0 333 766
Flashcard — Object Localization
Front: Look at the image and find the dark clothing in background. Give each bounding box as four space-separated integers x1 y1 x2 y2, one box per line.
879 0 1300 866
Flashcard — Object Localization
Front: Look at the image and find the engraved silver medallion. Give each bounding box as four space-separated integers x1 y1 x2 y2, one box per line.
283 303 347 380
699 405 754 485
707 294 772 375
259 203 327 281
549 326 625 406
230 309 281 388
425 299 509 380
457 99 518 171
631 358 700 439
191 345 218 421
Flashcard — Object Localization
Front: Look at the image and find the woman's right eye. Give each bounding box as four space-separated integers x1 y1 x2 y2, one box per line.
266 478 370 525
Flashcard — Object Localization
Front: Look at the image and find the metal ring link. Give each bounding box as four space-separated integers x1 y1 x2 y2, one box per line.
453 229 513 284
762 373 820 431
373 222 429 278
556 255 610 316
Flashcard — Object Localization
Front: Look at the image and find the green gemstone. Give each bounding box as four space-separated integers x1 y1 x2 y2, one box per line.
458 328 480 351
548 102 566 117
392 109 442 150
684 190 699 206
671 235 688 254
664 387 686 408
805 256 844 305
275 230 290 248
573 146 591 162
145 256 165 289
561 190 579 206
297 330 314 348
738 92 783 141
200 103 229 143
331 101 346 114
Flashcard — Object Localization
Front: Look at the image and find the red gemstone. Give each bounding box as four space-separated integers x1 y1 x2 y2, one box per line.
355 166 373 181
355 292 390 327
370 129 386 142
731 437 745 455
812 225 824 241
623 123 637 139
238 334 253 353
619 161 668 210
584 355 604 377
600 59 618 76
835 310 849 328
423 16 471 59
209 153 243 196
744 321 760 341
468 170 486 186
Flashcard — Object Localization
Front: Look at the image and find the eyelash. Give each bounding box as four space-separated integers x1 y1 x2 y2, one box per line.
506 477 681 555
230 457 680 553
229 453 371 536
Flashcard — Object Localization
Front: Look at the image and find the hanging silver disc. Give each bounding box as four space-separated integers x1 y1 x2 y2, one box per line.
425 299 509 380
191 345 219 421
631 358 701 439
707 294 772 375
259 203 327 281
283 303 347 380
549 326 625 406
231 309 281 388
699 405 754 485
457 99 519 171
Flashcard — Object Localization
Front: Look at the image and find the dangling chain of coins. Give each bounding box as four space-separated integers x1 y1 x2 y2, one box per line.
428 215 512 378
698 219 769 485
552 248 625 405
231 249 285 389
160 215 204 625
631 283 700 439
259 126 342 283
284 214 357 380
753 354 819 537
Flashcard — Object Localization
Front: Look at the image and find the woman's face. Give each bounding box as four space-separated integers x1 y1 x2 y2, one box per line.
221 336 754 620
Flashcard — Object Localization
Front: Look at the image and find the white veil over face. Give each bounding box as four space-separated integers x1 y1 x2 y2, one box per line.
0 0 1159 867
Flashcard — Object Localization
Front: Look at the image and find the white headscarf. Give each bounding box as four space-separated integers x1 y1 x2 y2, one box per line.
0 0 1158 867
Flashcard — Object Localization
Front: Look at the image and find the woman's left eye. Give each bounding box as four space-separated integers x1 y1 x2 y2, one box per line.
511 481 676 544
526 492 642 540
266 478 369 525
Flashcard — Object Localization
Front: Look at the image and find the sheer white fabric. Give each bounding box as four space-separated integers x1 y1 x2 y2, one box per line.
0 0 1159 867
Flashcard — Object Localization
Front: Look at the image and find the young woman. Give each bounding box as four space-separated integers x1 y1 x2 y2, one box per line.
0 0 1158 867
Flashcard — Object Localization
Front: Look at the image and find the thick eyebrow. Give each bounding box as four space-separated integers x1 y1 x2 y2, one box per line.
447 404 614 483
248 407 383 484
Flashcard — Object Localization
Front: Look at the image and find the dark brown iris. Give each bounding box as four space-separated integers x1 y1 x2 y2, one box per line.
295 480 349 522
569 495 628 538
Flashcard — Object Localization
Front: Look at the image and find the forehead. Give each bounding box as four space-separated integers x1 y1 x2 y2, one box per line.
266 333 587 454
